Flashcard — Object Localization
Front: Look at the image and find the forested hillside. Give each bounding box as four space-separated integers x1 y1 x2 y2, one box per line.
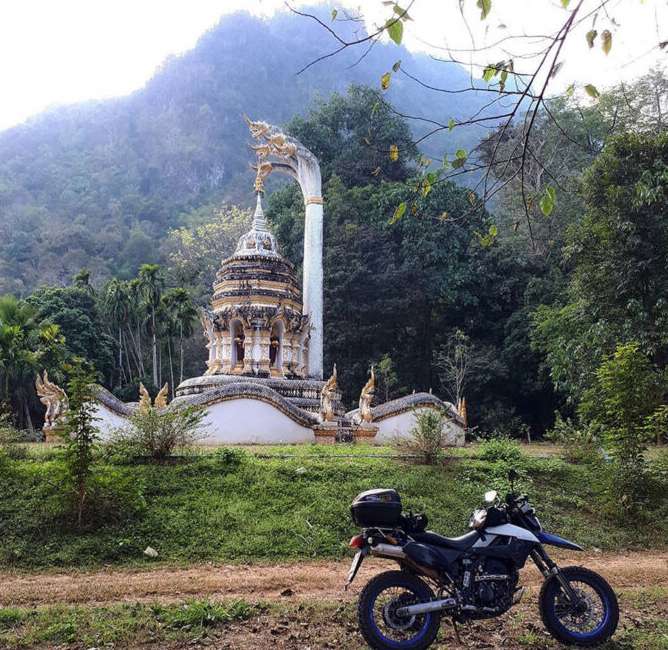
0 8 488 294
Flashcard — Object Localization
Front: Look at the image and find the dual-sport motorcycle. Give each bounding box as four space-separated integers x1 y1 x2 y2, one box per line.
346 470 618 649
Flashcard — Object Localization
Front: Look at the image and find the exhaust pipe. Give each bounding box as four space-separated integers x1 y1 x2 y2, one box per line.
370 543 407 560
396 597 457 616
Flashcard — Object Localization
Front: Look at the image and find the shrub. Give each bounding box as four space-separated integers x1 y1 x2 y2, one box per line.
108 405 206 462
547 414 601 465
579 342 664 516
0 416 28 460
213 447 248 470
478 437 523 463
157 599 254 629
394 409 450 465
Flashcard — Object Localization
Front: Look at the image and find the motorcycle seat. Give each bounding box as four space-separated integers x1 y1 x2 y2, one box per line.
412 530 480 551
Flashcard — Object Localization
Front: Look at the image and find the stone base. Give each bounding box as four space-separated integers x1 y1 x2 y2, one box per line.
353 424 378 441
43 427 63 443
312 422 338 444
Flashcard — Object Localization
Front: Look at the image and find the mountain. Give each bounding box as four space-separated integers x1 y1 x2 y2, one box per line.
0 8 488 294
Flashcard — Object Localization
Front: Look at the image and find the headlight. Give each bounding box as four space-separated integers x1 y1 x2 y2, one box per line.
469 508 487 529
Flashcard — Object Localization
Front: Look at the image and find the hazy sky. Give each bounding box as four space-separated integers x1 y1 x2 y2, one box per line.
0 0 664 131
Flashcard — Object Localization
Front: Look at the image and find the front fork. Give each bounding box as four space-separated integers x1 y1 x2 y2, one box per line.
531 546 580 603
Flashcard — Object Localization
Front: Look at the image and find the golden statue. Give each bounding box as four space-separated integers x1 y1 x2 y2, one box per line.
138 382 152 412
35 370 68 432
320 364 338 422
253 160 273 193
154 383 169 409
457 397 468 429
358 366 376 423
244 115 271 140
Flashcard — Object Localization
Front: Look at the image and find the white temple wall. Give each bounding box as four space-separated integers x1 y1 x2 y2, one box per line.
199 398 315 444
93 404 133 440
374 408 465 447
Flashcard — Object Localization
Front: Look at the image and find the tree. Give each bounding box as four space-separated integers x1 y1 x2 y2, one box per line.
137 264 165 387
376 354 399 403
100 279 130 385
579 342 664 513
533 132 668 403
294 2 666 240
26 284 114 384
61 363 99 528
0 296 66 430
163 205 250 300
162 288 197 387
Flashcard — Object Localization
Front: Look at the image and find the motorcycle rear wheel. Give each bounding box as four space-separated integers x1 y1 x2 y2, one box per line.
358 570 441 650
539 565 619 646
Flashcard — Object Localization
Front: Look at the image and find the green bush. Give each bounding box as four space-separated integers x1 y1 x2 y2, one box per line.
0 607 24 630
478 437 523 463
107 405 206 462
547 414 602 465
213 447 248 470
394 409 449 465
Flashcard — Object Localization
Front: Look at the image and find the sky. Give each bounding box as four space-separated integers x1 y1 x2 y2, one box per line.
0 0 664 131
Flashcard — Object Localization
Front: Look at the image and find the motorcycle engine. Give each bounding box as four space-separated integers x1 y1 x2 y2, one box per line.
463 559 518 619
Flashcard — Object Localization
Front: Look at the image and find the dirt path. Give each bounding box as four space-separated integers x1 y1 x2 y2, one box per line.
1 550 666 607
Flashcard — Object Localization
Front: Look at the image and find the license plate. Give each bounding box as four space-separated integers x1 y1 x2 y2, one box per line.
346 549 366 586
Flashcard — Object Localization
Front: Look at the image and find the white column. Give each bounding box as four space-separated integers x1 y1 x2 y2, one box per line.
303 201 323 379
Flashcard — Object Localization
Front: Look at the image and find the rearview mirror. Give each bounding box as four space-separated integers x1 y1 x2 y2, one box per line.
484 490 498 504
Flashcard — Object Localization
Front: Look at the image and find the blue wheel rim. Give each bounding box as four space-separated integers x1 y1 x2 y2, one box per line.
368 587 432 648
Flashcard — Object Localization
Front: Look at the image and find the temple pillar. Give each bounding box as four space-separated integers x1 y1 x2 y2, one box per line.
303 199 324 380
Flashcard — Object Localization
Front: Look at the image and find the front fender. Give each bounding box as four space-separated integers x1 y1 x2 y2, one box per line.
536 530 583 551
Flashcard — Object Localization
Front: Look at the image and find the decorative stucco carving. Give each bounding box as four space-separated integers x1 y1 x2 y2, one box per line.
320 364 338 423
358 366 376 423
35 370 68 432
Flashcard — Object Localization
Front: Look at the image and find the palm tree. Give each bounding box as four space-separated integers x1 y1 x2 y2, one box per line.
137 264 164 387
162 288 197 385
0 296 65 429
100 279 129 386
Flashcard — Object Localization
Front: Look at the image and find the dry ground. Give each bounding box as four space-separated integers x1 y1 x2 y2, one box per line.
1 551 666 649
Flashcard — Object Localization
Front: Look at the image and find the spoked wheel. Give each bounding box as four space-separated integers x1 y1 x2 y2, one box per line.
540 566 619 646
358 570 441 650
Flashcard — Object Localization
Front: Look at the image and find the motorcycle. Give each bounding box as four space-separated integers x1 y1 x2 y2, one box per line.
346 470 618 649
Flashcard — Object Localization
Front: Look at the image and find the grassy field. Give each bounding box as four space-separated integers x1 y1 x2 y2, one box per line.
1 442 666 570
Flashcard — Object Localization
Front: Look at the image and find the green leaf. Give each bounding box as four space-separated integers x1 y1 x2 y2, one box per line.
561 0 570 7
390 202 407 224
386 18 404 45
451 157 465 169
392 60 402 72
482 65 497 82
389 144 399 161
393 4 412 20
476 0 492 20
565 83 575 97
584 84 600 99
539 185 556 217
586 30 597 48
455 149 467 159
601 29 612 55
448 118 456 131
499 69 508 92
422 178 432 197
380 72 391 91
331 8 337 21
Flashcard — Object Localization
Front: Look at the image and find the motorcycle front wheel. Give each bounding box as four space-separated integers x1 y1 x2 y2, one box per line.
539 565 619 647
358 570 441 650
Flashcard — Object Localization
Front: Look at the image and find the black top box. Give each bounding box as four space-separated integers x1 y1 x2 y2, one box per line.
351 488 403 528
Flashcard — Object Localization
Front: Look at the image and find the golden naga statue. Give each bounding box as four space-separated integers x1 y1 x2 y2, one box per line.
138 382 169 411
154 383 169 409
320 364 338 422
359 366 376 423
138 382 152 412
35 370 68 432
244 115 271 140
253 160 273 193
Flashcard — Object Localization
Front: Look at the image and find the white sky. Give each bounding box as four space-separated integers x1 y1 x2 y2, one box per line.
0 0 664 131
